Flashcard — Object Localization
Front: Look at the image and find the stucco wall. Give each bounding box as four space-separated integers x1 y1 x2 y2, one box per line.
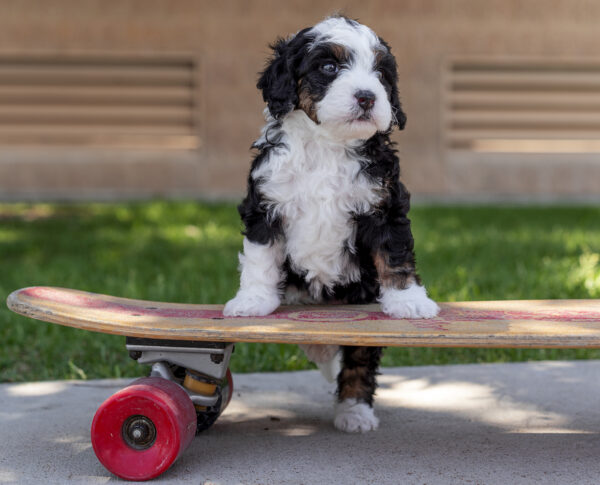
1 0 599 201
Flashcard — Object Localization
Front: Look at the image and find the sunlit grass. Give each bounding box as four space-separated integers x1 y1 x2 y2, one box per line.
1 202 599 382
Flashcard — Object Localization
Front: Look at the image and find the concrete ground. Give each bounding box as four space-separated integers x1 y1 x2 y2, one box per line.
1 361 599 485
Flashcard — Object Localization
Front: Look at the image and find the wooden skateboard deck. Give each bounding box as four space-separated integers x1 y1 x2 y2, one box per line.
7 286 600 348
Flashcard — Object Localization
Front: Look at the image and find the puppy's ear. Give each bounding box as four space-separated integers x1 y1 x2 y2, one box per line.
391 87 407 131
257 29 309 119
378 38 407 131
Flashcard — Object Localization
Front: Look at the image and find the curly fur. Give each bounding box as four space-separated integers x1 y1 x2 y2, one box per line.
224 15 439 432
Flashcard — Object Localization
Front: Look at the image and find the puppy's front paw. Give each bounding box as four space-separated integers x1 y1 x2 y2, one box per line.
379 284 440 319
223 289 280 317
334 399 379 433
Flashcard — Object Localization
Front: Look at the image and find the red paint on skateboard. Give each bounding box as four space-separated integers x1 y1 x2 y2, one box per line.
21 287 600 330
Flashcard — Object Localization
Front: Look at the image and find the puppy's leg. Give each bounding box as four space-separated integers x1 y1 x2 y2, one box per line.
223 237 284 316
374 250 439 319
359 180 439 319
334 345 382 433
299 343 341 383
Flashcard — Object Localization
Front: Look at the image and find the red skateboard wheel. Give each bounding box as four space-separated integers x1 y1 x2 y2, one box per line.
91 377 197 481
224 368 234 408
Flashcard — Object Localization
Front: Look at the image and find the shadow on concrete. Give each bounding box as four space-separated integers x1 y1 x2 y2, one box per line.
0 362 599 484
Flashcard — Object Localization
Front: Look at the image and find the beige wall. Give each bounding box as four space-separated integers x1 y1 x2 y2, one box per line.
1 0 599 201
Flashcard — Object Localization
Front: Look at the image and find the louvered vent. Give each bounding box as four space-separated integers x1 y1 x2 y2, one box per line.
0 54 198 149
444 58 600 153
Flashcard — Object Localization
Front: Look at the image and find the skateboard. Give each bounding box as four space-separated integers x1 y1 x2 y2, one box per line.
7 286 600 481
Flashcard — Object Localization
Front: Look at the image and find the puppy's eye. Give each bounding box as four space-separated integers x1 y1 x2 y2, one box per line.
320 62 339 75
375 70 383 80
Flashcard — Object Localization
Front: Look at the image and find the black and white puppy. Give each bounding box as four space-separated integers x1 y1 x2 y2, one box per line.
224 16 439 432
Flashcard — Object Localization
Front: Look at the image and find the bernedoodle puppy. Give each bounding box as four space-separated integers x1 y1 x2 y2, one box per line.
224 15 439 432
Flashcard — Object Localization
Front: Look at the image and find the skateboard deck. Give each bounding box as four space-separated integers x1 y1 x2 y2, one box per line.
7 286 600 348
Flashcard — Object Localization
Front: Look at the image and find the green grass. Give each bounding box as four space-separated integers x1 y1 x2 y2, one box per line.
1 202 599 382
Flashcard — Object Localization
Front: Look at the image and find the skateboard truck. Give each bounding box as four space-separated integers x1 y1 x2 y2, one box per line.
126 337 234 409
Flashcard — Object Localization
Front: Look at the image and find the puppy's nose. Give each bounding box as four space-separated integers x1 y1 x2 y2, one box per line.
355 90 376 110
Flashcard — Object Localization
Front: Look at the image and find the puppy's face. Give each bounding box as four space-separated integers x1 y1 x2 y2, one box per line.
258 17 406 141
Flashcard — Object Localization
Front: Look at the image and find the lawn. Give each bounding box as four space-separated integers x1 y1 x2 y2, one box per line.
1 202 599 382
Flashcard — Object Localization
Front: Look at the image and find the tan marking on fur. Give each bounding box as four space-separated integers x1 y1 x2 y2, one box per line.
373 251 416 289
338 366 371 401
330 43 350 63
298 83 319 123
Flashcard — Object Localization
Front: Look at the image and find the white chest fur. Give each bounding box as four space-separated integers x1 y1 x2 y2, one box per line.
252 112 380 295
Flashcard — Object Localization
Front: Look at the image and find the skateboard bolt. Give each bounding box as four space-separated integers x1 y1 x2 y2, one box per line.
210 354 224 364
128 350 142 361
122 415 157 450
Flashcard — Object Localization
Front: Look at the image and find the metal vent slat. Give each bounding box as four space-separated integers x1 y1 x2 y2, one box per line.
0 86 192 105
448 129 600 142
451 71 600 91
0 124 193 134
0 54 198 149
445 58 600 153
0 105 193 124
0 66 193 85
449 91 600 111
